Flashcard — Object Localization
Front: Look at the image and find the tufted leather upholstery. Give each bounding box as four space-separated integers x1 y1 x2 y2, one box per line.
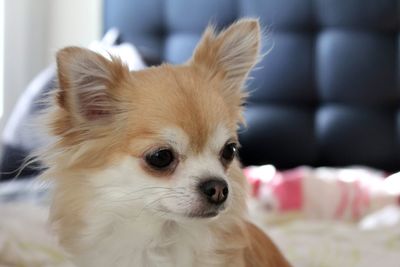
104 0 400 171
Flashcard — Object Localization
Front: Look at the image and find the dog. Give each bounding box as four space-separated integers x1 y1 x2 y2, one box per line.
39 18 291 267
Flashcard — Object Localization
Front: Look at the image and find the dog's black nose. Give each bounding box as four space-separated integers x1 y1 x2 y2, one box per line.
198 179 229 205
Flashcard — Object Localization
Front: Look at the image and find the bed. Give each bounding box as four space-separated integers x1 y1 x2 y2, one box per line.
1 170 399 267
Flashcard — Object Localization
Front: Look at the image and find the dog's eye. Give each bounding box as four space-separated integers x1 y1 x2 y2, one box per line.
145 149 175 170
220 143 237 163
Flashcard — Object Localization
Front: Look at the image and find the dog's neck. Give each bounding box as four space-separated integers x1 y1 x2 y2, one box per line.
74 208 220 267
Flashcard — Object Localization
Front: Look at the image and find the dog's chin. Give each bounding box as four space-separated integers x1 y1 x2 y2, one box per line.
187 211 220 218
158 205 226 221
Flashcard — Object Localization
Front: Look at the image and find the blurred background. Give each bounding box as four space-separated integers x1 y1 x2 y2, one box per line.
3 0 400 178
0 0 102 131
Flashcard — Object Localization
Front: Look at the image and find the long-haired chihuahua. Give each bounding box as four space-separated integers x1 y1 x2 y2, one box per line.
39 18 291 267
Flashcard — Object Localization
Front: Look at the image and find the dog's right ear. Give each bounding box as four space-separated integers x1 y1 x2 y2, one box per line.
56 47 129 124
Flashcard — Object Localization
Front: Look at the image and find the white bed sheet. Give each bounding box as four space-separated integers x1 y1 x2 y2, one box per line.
250 203 400 267
1 179 399 267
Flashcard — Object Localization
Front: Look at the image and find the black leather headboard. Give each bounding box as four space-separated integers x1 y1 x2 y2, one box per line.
104 0 400 171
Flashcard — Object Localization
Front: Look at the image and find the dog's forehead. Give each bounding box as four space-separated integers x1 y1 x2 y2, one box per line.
129 65 237 153
161 124 232 154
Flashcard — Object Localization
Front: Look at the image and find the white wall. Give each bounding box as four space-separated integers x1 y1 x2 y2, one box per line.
46 0 103 63
0 0 102 131
0 0 4 119
1 0 49 130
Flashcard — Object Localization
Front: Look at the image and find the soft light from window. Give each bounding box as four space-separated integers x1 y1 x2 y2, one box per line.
0 0 4 118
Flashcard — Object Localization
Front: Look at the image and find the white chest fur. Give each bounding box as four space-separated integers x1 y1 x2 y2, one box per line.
72 213 224 267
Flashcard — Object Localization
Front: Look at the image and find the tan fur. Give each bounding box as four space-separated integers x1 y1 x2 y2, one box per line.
39 19 291 266
244 222 292 267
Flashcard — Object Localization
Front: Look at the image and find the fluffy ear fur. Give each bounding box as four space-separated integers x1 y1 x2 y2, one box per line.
56 47 129 124
191 19 261 93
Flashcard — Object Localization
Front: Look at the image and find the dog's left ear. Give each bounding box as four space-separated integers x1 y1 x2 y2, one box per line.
191 19 261 92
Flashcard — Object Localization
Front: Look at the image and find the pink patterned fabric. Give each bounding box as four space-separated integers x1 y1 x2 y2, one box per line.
245 167 305 212
270 169 303 212
245 165 399 221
